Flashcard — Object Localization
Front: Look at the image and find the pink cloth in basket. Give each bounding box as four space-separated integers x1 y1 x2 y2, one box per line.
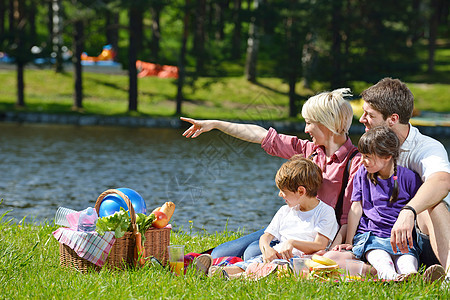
53 228 115 267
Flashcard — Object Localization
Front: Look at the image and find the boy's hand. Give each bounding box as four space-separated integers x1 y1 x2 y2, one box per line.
277 240 295 260
331 243 353 251
262 246 281 263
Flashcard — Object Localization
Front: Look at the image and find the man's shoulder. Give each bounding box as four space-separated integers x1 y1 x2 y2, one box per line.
406 125 445 149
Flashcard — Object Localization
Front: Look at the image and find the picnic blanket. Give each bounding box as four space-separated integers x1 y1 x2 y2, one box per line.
53 227 116 267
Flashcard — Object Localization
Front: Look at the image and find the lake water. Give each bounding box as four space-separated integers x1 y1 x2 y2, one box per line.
1 123 449 234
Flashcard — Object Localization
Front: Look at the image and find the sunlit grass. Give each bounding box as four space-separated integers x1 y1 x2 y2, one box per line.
0 214 447 299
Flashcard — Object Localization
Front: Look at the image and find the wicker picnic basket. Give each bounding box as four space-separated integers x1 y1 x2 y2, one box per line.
59 189 171 273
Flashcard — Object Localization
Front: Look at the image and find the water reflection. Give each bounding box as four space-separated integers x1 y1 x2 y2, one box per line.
1 123 449 234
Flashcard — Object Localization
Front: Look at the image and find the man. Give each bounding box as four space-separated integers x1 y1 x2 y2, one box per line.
359 77 450 279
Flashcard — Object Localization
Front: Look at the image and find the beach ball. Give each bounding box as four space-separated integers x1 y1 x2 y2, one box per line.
98 188 147 218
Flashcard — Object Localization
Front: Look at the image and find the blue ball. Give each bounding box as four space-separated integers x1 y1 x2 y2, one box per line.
98 188 147 218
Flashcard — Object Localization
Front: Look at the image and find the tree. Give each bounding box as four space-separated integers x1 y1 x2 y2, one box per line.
73 18 83 110
8 0 35 107
193 0 206 75
128 4 141 112
244 0 262 82
231 0 242 59
176 0 191 115
149 0 166 61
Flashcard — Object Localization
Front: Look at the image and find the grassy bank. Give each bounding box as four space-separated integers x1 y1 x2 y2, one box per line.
0 212 447 299
0 69 449 123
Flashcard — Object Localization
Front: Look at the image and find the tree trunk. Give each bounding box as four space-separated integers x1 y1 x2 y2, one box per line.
13 0 26 107
128 6 139 112
231 0 242 59
8 0 14 32
0 0 6 38
16 61 25 107
105 11 119 61
245 0 261 82
47 0 53 52
331 0 343 88
73 20 83 110
176 0 190 115
193 0 206 75
427 0 441 73
286 5 298 118
52 0 64 73
150 5 162 61
28 1 36 42
214 0 227 40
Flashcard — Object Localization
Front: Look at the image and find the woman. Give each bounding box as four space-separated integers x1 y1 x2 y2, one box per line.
181 88 361 260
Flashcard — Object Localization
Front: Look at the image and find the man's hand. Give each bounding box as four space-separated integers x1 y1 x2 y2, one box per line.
180 117 215 138
390 209 415 254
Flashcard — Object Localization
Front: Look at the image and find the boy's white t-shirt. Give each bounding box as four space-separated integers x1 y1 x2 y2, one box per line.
265 200 339 257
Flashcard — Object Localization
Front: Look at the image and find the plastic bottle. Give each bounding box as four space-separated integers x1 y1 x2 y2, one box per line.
77 207 98 232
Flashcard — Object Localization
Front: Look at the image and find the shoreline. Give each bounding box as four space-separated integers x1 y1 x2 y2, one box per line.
1 111 450 137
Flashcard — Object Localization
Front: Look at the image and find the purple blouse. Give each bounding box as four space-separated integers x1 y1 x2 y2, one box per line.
352 165 422 238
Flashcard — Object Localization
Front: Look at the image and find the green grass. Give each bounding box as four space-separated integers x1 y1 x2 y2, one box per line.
0 67 448 123
1 212 448 299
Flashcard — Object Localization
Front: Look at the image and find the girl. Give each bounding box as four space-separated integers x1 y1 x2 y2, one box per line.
339 126 422 280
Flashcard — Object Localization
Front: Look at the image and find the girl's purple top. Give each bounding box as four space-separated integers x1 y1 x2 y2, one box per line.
352 165 422 238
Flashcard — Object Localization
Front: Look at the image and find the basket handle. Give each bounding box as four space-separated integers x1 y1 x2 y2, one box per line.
94 189 138 233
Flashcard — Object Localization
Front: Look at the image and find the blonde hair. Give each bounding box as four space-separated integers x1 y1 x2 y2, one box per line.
301 88 353 135
275 155 323 197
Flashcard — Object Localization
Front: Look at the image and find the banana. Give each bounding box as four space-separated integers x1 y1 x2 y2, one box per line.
311 254 337 266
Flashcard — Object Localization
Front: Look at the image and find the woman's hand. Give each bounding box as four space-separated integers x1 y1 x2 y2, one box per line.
331 243 353 252
180 117 215 138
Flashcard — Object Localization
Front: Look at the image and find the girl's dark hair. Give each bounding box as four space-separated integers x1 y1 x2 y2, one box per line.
358 126 400 202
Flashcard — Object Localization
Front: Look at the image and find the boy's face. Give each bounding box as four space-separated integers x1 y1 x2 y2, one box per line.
359 102 387 132
278 189 301 208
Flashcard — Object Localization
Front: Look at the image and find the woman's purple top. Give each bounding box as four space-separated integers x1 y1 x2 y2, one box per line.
352 165 422 238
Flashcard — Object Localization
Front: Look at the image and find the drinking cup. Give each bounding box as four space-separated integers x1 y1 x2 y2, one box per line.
54 207 77 227
345 259 365 279
291 257 309 277
168 245 185 275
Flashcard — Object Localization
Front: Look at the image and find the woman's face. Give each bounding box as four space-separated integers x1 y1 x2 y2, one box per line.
304 120 330 146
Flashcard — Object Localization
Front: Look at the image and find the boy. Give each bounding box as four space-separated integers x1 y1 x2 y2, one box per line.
213 156 338 277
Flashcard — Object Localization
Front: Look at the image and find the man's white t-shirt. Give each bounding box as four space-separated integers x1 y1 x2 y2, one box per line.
398 125 450 205
265 200 339 256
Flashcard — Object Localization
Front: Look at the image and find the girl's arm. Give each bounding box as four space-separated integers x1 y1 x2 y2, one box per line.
277 233 330 260
260 232 281 263
345 201 363 244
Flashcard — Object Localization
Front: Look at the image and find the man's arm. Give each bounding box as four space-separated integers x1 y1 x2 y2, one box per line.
181 117 268 144
391 171 450 254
